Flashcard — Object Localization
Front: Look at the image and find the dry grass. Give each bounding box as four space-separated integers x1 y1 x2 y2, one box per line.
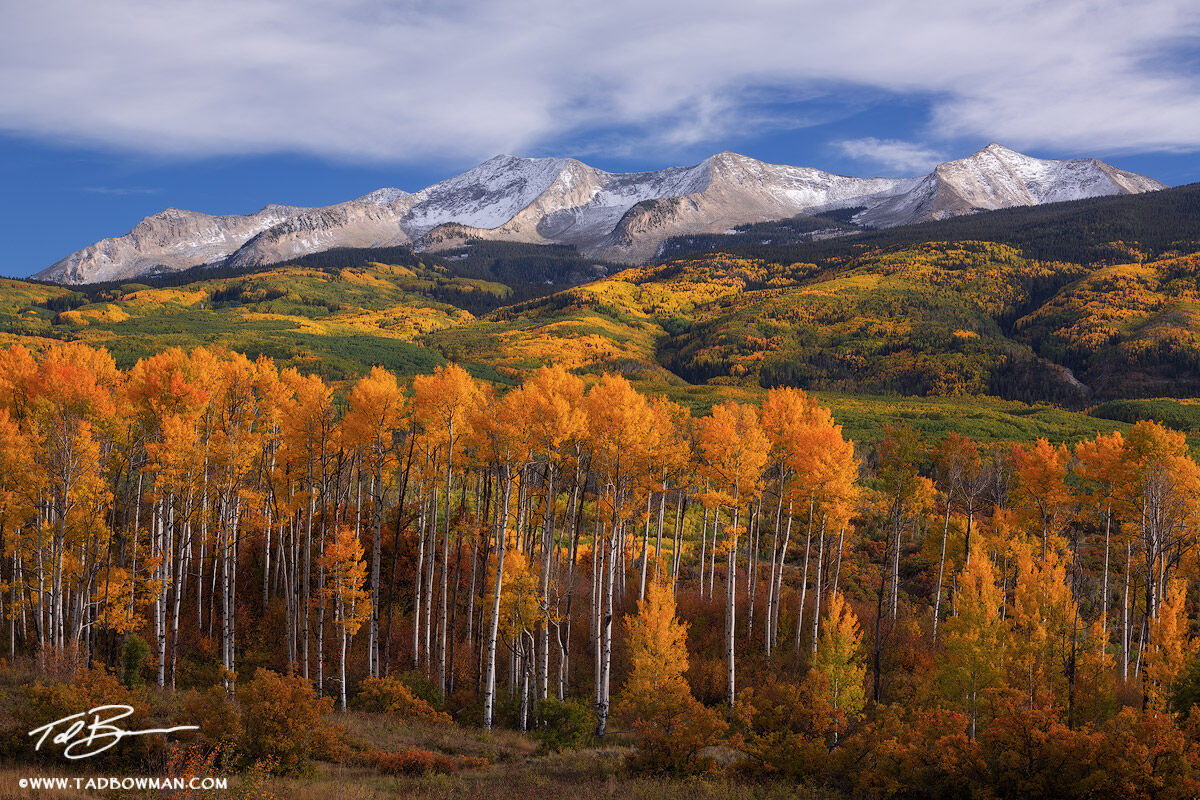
0 665 826 799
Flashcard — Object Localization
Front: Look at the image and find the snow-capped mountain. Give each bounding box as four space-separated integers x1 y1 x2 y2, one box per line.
853 143 1164 227
36 144 1165 284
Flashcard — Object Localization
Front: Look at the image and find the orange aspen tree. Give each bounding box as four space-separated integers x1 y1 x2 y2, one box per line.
1144 578 1191 712
208 352 277 689
584 373 654 734
760 387 808 657
24 344 121 654
322 526 372 712
413 364 481 701
471 385 528 730
343 366 406 679
1073 432 1130 646
694 400 768 709
932 433 981 642
511 366 587 701
280 366 337 687
1010 438 1072 559
615 576 725 771
801 422 859 657
1123 421 1200 622
128 348 210 688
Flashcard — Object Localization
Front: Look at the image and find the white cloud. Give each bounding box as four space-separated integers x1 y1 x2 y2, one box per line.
1 0 1198 164
833 138 945 175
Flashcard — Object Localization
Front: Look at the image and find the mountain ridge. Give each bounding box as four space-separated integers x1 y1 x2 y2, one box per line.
36 144 1165 285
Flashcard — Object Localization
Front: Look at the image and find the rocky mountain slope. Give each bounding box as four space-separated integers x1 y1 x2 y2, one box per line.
37 144 1164 284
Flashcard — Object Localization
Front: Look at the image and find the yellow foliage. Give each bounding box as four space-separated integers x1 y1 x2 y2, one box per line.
1146 579 1192 712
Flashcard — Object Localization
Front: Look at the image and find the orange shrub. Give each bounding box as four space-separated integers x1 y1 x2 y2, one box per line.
236 668 338 775
372 746 456 775
356 675 450 723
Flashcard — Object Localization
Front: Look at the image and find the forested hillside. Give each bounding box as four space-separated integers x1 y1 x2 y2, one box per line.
662 181 1200 266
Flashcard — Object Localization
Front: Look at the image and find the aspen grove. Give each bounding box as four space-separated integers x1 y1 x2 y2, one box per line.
5 342 1200 792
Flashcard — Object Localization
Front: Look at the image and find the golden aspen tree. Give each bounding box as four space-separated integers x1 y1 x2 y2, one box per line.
512 366 587 702
760 387 816 656
495 548 540 730
343 366 406 679
24 344 121 654
1006 537 1075 708
584 373 655 734
764 391 855 657
798 421 859 657
1074 432 1130 643
1123 422 1200 622
470 384 528 730
638 396 688 603
128 348 210 688
811 591 865 744
1010 438 1071 558
201 352 277 689
0 406 32 659
280 367 338 686
932 433 981 641
939 540 1004 739
615 577 725 772
413 364 481 701
1145 578 1191 712
693 400 769 710
322 526 372 712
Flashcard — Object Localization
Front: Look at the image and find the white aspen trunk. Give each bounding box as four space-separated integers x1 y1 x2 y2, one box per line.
671 498 684 592
412 484 426 668
438 472 452 701
438 436 455 700
747 501 760 642
638 493 651 602
482 462 512 731
932 497 952 643
766 493 781 657
725 503 739 710
890 512 901 621
772 503 793 653
709 506 720 600
811 515 827 656
1101 503 1111 650
538 463 556 702
302 489 313 680
423 488 437 672
832 525 846 599
519 631 532 732
795 499 814 655
369 470 382 678
597 515 619 735
316 490 326 697
655 483 667 568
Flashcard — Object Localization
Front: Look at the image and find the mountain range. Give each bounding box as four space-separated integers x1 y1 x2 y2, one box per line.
36 144 1164 285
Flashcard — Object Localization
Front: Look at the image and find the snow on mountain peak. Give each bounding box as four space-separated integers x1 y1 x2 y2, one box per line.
357 187 410 205
35 145 1166 284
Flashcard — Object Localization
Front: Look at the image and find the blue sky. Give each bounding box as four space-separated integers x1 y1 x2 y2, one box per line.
2 0 1200 278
